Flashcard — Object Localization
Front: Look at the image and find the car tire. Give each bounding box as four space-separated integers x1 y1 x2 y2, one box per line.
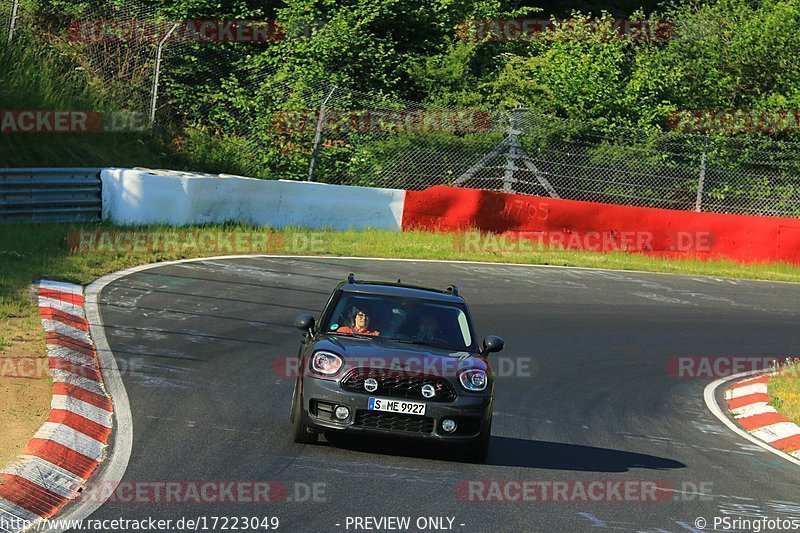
291 380 318 444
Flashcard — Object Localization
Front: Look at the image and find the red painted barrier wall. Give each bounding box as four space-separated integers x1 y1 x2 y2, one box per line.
402 186 800 264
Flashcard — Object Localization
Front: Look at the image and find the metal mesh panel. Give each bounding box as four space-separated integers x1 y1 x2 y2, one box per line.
7 0 161 116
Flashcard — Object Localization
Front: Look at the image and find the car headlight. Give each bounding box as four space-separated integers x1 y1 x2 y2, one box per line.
459 369 488 391
311 351 343 375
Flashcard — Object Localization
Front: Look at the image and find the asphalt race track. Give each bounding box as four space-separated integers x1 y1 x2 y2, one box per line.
73 257 800 532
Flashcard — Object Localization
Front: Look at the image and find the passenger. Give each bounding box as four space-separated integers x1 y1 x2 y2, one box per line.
383 307 408 337
416 314 440 343
336 306 380 336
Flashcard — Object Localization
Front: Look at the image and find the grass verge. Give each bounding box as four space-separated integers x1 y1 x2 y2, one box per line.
769 359 800 427
2 222 800 467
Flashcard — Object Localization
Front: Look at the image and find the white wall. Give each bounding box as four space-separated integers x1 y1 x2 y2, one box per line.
101 168 406 230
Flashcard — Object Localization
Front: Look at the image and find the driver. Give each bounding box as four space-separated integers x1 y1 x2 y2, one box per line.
336 306 380 336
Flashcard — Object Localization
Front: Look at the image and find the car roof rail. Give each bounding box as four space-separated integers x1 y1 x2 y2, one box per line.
344 274 462 298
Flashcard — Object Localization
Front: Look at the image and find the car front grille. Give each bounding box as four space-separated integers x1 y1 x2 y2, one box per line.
341 368 457 402
354 410 434 434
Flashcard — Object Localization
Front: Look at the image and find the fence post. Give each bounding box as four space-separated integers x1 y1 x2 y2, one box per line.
695 136 709 212
307 85 337 182
149 22 180 126
6 0 19 45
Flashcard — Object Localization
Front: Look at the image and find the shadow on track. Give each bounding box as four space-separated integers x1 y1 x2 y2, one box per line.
486 436 685 471
321 433 685 472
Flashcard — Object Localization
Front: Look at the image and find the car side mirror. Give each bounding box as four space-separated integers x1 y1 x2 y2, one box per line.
295 314 315 332
481 335 504 356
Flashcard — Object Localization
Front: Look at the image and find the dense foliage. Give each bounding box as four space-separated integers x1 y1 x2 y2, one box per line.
5 0 800 213
22 0 800 130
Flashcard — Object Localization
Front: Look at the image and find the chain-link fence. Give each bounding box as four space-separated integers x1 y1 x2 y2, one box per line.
197 75 800 217
6 0 800 218
4 0 162 117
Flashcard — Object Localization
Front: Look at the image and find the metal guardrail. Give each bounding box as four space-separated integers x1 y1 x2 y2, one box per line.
0 168 103 223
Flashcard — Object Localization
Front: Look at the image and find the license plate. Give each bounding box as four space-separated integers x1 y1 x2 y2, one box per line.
368 397 426 416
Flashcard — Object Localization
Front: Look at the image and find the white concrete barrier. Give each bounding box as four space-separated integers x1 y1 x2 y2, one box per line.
101 168 406 230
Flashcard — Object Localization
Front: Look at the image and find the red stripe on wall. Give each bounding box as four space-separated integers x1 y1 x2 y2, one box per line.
402 186 800 264
48 410 111 443
44 332 94 357
39 307 90 330
23 439 100 479
0 474 69 518
738 412 788 431
52 382 112 411
50 358 101 382
730 375 770 389
38 288 85 306
727 393 771 410
769 433 800 453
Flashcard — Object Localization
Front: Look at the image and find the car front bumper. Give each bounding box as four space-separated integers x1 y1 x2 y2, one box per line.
299 376 491 443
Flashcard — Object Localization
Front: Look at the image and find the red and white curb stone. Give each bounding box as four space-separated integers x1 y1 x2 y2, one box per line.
0 281 113 532
725 374 800 460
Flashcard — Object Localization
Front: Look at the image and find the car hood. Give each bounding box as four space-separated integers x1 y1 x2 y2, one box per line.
310 334 489 376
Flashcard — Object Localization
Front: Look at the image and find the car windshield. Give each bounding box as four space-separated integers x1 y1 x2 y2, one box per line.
322 292 474 351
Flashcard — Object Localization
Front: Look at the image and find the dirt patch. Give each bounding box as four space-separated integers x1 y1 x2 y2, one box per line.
0 311 43 357
0 314 50 469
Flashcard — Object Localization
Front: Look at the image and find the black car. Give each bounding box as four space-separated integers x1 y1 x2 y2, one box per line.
290 274 504 462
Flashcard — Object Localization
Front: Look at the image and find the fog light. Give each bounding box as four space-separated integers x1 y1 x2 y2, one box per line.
442 419 457 433
335 406 350 420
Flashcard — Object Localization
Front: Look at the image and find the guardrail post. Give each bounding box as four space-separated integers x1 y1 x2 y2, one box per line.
6 0 19 45
149 22 180 126
307 85 337 182
695 136 709 212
